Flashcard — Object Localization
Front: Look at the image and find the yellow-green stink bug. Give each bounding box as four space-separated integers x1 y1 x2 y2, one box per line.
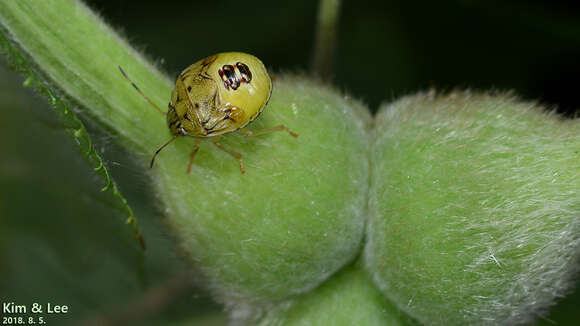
120 52 297 174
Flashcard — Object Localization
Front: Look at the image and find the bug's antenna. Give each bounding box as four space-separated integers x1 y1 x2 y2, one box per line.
150 136 178 168
119 66 165 114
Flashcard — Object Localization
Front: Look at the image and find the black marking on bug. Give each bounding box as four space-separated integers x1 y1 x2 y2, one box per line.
223 115 236 122
201 55 218 66
222 108 232 121
194 103 200 109
218 62 252 91
236 62 252 83
218 65 239 90
187 86 192 92
200 72 212 80
198 55 217 81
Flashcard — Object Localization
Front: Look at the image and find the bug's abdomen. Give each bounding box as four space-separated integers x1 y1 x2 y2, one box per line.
218 62 253 91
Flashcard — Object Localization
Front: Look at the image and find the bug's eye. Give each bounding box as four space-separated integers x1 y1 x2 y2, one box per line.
235 62 252 83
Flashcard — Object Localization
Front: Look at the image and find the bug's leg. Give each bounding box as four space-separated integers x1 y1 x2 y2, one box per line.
150 136 178 168
186 138 202 174
212 137 245 174
227 106 245 122
244 125 299 138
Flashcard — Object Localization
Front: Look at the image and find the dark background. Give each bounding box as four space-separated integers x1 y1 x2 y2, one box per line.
1 0 579 325
89 0 580 116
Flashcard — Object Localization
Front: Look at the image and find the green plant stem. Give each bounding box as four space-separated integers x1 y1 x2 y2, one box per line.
311 0 341 80
0 0 172 154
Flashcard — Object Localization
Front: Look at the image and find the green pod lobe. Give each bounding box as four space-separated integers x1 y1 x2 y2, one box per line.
246 261 413 326
365 92 580 325
152 75 371 304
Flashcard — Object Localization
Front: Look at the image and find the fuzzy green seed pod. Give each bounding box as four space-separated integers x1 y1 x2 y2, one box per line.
153 75 371 305
365 91 580 325
242 262 413 326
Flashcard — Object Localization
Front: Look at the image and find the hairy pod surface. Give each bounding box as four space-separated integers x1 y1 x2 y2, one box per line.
366 92 580 326
244 262 413 326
